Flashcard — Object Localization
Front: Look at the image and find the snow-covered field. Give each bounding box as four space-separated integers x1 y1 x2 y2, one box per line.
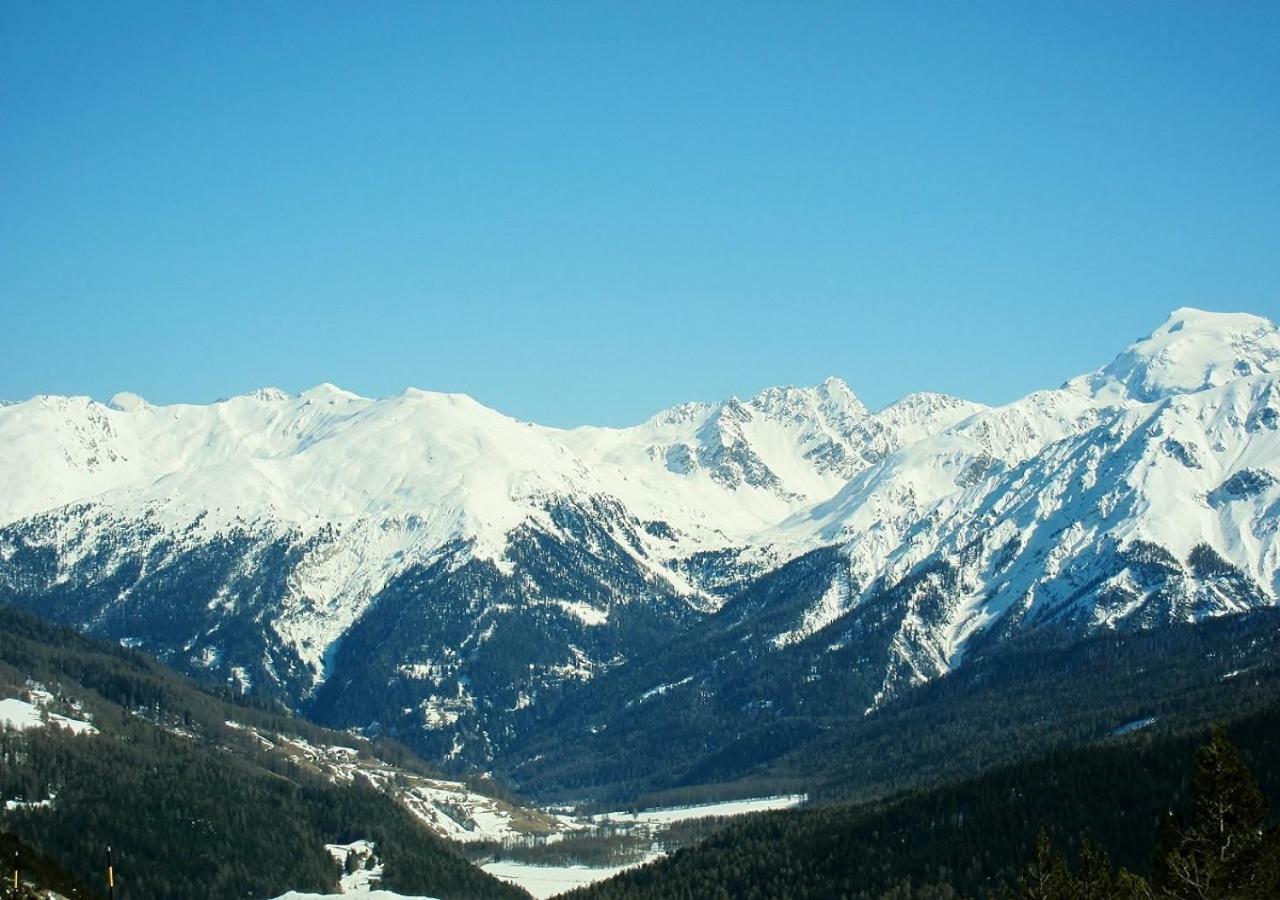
482 859 657 899
271 893 438 900
590 793 806 825
482 795 808 897
1113 716 1158 736
0 690 97 735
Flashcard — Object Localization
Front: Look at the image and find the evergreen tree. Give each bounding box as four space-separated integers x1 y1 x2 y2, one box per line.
1016 829 1072 900
1076 838 1116 899
1113 869 1155 900
1156 730 1268 898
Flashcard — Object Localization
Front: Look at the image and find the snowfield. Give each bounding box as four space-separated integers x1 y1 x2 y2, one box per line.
589 794 807 825
271 893 438 900
482 795 807 897
0 691 97 736
481 859 655 899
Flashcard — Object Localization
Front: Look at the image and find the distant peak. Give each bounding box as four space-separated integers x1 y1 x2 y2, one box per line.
398 386 476 403
245 386 293 403
881 391 979 413
298 384 362 402
1155 307 1274 336
108 391 149 412
1075 308 1280 403
749 377 854 402
644 400 715 427
749 377 868 421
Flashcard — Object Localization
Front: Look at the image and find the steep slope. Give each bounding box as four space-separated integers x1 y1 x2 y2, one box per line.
762 309 1280 710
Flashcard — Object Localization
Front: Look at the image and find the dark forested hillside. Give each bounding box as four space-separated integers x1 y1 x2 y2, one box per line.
568 704 1280 899
1 830 95 899
0 606 526 900
502 607 1280 805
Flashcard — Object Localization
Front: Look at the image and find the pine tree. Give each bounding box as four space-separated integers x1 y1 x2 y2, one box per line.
1075 838 1115 899
1238 824 1280 900
1156 729 1267 899
1112 869 1154 900
1016 829 1072 900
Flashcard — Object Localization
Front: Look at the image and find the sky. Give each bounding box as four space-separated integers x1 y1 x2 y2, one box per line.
1 2 1277 427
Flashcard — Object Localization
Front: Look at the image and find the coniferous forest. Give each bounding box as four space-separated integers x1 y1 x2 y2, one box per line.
0 606 524 900
567 713 1280 899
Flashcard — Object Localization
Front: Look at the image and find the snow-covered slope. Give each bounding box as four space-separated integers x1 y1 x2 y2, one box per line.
0 375 979 555
0 371 971 685
732 308 1280 707
1 307 1277 768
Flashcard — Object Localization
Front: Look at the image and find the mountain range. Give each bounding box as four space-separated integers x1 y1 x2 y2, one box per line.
2 306 1278 780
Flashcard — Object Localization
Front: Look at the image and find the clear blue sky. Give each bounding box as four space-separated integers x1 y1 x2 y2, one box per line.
2 2 1277 427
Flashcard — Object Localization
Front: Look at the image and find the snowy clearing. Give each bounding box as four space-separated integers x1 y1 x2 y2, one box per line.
0 696 97 735
1113 717 1158 736
590 793 806 825
270 893 438 900
482 858 658 899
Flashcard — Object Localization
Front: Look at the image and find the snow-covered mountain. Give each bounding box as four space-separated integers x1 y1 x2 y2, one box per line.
1 307 1277 769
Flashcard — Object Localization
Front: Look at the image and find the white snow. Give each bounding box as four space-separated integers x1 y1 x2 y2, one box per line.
633 676 693 705
544 599 609 627
0 695 97 735
0 368 982 664
1071 308 1280 404
270 893 437 900
590 794 806 825
481 795 810 897
5 793 55 812
1113 717 1158 735
326 840 383 893
482 859 656 899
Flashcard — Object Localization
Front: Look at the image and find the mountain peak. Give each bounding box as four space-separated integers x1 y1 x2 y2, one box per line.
108 391 149 412
1156 306 1273 336
748 377 868 423
298 383 361 402
879 391 981 416
396 387 485 409
245 386 294 403
816 376 866 411
1074 308 1280 403
820 374 855 395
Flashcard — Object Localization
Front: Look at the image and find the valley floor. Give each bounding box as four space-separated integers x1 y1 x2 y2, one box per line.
481 860 654 900
482 794 805 897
